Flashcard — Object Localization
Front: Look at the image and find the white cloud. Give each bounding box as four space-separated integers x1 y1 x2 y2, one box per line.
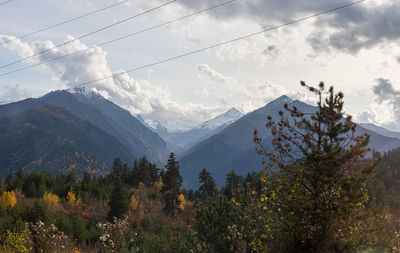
356 110 377 123
197 63 251 96
0 83 30 103
0 34 228 131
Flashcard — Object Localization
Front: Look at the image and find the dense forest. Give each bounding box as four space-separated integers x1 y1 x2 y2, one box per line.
1 83 400 252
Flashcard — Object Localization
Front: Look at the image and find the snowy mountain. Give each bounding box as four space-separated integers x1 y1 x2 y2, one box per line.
197 108 243 130
144 117 199 133
179 95 400 188
145 108 244 154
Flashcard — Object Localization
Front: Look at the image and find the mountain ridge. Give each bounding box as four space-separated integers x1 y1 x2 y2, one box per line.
0 103 134 177
148 107 244 154
40 88 170 165
179 96 400 188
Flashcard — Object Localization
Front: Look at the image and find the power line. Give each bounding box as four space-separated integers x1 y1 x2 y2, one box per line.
72 0 366 87
0 0 236 78
0 0 132 45
0 0 177 70
0 0 13 7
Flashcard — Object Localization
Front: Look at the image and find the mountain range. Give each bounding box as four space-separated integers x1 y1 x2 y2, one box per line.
1 91 400 188
179 96 400 187
0 87 170 176
146 108 244 154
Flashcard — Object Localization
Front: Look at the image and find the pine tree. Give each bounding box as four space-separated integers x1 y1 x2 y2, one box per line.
15 168 24 190
253 81 377 252
161 153 183 216
139 156 152 186
223 171 243 198
111 158 124 181
149 163 159 184
199 168 217 198
129 159 140 187
108 179 130 220
5 173 13 191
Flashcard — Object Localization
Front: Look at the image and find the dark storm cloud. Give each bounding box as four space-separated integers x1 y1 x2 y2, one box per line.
308 2 400 53
179 0 348 22
179 0 400 53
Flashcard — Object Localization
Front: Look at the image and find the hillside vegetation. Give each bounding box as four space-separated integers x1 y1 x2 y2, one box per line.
1 83 400 252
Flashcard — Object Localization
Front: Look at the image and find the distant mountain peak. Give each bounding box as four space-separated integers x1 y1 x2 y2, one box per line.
67 86 102 99
199 107 244 130
225 107 242 115
270 95 293 104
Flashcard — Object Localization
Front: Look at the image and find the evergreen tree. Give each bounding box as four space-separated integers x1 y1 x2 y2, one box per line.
161 153 182 216
149 163 159 184
138 156 151 186
129 159 140 187
198 168 217 198
111 158 124 181
252 81 377 252
5 173 13 191
223 170 243 198
108 178 130 220
83 172 91 184
15 168 24 190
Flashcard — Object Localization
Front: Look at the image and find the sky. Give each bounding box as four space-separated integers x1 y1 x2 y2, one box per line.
0 0 400 131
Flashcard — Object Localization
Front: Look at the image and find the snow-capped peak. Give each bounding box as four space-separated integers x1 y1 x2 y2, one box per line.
144 118 199 133
198 108 244 130
67 86 102 99
265 95 294 109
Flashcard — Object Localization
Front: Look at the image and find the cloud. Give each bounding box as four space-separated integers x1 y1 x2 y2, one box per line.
372 78 400 126
356 110 377 123
373 78 399 103
262 45 279 59
0 83 30 103
197 63 249 94
308 1 400 54
197 63 231 84
0 34 228 131
175 0 400 54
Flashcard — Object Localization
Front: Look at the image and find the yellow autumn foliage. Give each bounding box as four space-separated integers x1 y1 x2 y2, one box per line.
0 230 29 253
42 192 59 209
154 178 163 191
0 191 17 208
129 194 138 211
178 193 185 210
67 188 77 204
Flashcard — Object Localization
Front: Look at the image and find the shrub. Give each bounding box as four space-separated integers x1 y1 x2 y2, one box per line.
97 216 133 252
24 221 75 252
0 230 29 253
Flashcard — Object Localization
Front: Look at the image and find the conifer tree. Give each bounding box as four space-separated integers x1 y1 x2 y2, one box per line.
199 168 217 198
15 168 24 190
253 81 377 252
111 158 124 181
161 153 182 216
5 173 13 191
223 170 243 198
108 178 130 220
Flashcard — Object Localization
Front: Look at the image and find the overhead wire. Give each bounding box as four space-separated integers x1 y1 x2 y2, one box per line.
0 0 133 45
0 0 13 7
0 0 236 78
72 0 366 87
0 0 178 70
